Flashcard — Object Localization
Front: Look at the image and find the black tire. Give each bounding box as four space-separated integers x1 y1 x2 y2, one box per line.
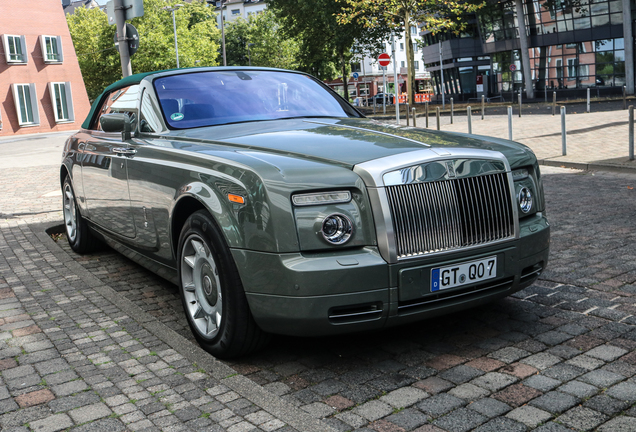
177 210 269 358
62 176 98 254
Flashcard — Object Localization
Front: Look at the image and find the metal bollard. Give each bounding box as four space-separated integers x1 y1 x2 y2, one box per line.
425 102 429 128
630 105 634 161
412 108 417 128
450 98 454 124
373 97 376 115
406 103 410 127
436 107 440 131
508 106 513 140
587 88 590 113
467 106 472 134
518 92 522 118
561 106 567 156
481 95 485 120
624 86 627 110
552 92 556 116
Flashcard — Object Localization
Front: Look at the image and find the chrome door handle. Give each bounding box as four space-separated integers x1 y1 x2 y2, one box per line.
113 148 137 157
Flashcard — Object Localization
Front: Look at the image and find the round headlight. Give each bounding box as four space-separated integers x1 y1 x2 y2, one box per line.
321 214 353 245
518 187 533 213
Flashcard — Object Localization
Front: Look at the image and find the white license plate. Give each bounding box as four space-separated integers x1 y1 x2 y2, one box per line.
431 256 497 292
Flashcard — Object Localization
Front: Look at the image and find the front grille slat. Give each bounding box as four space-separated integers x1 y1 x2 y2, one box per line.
386 172 515 259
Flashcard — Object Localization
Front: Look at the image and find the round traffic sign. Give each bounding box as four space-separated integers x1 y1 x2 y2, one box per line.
378 53 391 67
509 64 516 71
352 72 359 80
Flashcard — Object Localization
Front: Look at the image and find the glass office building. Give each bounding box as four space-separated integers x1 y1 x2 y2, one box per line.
420 0 632 100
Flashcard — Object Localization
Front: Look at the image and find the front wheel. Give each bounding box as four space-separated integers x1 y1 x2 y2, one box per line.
62 176 97 254
178 210 269 358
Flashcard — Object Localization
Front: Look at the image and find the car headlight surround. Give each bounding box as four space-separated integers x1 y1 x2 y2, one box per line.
518 187 533 213
321 213 353 245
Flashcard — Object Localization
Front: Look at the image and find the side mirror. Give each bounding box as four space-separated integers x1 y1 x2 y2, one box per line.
100 112 133 141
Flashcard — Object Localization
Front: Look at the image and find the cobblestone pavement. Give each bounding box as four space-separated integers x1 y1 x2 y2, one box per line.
1 131 636 431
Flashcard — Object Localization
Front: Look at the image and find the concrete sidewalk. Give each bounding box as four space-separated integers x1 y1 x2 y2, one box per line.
380 108 636 173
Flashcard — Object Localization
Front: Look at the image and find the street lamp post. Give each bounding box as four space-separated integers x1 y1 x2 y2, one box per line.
247 43 254 66
206 0 227 66
163 4 183 68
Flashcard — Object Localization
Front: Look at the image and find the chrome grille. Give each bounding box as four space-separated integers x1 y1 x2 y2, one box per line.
386 172 514 258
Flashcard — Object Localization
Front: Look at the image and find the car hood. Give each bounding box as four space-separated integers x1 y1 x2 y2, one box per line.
167 117 536 169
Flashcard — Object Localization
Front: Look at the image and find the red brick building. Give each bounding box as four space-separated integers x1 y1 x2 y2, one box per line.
0 0 91 136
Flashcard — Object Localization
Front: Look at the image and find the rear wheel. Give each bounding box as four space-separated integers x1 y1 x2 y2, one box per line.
178 210 268 358
62 176 97 254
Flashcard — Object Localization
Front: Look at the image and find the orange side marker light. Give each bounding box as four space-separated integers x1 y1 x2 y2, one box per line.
228 194 245 204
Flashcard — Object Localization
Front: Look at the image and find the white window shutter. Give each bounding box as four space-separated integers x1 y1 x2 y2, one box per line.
65 82 74 121
57 36 64 63
29 83 39 124
20 35 27 63
2 35 11 64
40 35 47 62
48 82 59 120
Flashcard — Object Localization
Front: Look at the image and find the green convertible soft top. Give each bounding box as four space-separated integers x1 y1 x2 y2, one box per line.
80 69 174 130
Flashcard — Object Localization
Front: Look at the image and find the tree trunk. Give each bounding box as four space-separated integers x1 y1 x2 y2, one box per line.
340 48 349 102
404 10 415 106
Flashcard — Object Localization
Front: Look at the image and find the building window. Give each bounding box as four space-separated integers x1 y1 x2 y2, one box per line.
411 26 417 34
41 36 63 63
49 82 74 122
414 61 419 70
400 43 404 51
401 61 405 68
3 35 27 63
12 84 39 126
413 43 419 53
231 9 240 15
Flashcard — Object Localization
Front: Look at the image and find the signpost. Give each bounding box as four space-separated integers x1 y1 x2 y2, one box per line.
352 72 359 81
113 23 139 56
106 0 144 77
378 53 390 114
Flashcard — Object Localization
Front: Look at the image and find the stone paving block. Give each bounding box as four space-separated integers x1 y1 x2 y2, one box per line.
492 383 542 407
529 391 579 414
596 416 636 432
467 397 511 418
353 399 393 421
70 418 126 432
413 377 453 394
500 362 538 379
605 381 636 402
334 411 366 428
449 383 490 401
465 357 505 372
523 374 561 392
384 407 429 430
15 389 54 408
521 352 562 370
470 372 518 392
557 380 599 398
566 354 605 371
379 386 428 408
68 402 112 423
432 407 487 432
583 394 630 416
542 363 586 381
488 347 530 364
586 345 628 362
416 393 466 417
472 417 527 432
439 365 484 385
28 413 73 432
324 395 354 411
506 405 552 427
51 379 88 396
555 406 608 431
2 365 36 380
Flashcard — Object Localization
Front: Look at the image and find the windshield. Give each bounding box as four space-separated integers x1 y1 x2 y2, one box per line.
153 70 361 129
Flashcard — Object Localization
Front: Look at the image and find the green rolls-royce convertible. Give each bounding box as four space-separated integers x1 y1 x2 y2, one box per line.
61 67 549 358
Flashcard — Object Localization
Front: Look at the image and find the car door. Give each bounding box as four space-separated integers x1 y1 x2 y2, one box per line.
81 85 139 239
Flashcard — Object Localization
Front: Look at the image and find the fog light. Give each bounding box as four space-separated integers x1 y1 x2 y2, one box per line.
321 214 353 244
518 187 533 213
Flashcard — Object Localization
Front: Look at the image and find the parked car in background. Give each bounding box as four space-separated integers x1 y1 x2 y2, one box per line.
61 67 549 358
368 93 395 105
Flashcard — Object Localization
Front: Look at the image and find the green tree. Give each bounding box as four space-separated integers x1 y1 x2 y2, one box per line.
268 0 390 99
337 0 484 105
224 11 300 69
67 0 220 100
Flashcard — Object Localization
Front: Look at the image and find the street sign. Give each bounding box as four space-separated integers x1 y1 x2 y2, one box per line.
114 23 140 56
378 53 391 67
352 72 359 80
509 64 517 71
107 0 145 25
